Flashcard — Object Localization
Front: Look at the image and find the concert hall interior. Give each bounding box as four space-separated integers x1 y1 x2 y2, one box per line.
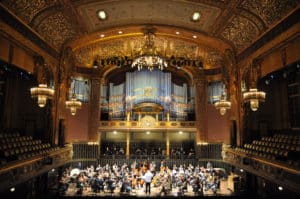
0 0 300 199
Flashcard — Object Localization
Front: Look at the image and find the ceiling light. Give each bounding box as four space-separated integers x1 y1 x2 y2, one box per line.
175 31 180 35
192 12 201 21
179 131 183 134
100 34 105 38
10 187 15 192
146 131 150 134
278 186 283 191
118 31 123 34
193 35 197 39
113 130 117 134
97 10 107 20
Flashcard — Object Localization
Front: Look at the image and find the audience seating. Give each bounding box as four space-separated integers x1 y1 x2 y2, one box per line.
0 132 57 166
235 134 300 168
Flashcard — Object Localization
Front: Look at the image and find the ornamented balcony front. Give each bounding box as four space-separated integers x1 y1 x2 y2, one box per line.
0 145 72 191
223 147 300 194
98 120 197 131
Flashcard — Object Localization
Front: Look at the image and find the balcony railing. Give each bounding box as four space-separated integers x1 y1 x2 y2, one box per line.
99 121 196 130
0 145 72 191
223 147 300 194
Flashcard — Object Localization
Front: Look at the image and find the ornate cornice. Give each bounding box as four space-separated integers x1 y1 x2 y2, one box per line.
238 7 300 61
0 3 59 59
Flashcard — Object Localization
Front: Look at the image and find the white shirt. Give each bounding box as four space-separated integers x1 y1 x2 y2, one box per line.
144 171 153 183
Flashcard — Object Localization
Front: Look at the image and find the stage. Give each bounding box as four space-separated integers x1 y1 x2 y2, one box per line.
61 179 233 198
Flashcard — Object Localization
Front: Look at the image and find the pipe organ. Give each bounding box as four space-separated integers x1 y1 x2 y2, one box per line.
69 78 90 102
100 69 195 121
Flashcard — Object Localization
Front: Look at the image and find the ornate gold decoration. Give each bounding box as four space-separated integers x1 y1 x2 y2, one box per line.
140 115 157 128
73 35 223 69
241 0 297 26
221 15 260 52
37 12 76 50
132 27 167 71
2 0 59 23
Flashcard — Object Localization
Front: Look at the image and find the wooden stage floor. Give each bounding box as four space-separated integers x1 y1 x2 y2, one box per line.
62 179 234 198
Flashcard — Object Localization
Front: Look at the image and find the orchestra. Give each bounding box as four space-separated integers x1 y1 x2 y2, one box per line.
59 160 224 196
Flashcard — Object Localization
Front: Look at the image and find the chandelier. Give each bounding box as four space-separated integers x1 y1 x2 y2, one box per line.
215 96 231 115
66 81 82 116
30 84 54 107
214 84 231 115
243 62 266 111
66 95 82 116
243 88 265 111
132 28 167 71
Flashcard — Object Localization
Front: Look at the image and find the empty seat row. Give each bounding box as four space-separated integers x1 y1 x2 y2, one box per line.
0 132 20 138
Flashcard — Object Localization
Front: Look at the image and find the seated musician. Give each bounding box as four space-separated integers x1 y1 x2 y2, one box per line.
120 178 132 193
59 173 69 194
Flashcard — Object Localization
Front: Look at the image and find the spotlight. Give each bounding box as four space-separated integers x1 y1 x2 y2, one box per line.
265 79 269 85
240 169 244 172
278 186 283 191
175 31 180 35
146 131 150 135
191 12 201 21
282 72 287 78
179 131 183 134
113 131 117 134
10 187 15 192
92 60 98 68
97 10 107 20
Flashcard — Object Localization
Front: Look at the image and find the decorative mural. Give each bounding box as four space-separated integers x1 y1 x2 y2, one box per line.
73 35 223 69
221 15 261 52
37 12 76 50
241 0 298 26
2 0 59 23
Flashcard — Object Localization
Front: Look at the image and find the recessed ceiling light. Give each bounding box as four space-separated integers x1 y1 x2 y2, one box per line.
118 31 123 34
192 12 201 21
175 31 180 35
193 35 197 39
278 186 283 191
113 130 117 134
146 131 150 134
179 131 183 134
97 10 107 20
10 187 15 192
100 34 105 38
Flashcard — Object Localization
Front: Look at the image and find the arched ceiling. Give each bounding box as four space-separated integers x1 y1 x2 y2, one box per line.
1 0 299 70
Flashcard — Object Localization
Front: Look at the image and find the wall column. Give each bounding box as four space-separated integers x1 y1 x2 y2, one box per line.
126 131 130 158
88 78 101 141
194 77 208 143
166 131 170 157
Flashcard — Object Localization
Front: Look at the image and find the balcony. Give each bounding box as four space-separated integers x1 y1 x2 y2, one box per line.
223 147 300 194
99 121 197 131
0 145 72 191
